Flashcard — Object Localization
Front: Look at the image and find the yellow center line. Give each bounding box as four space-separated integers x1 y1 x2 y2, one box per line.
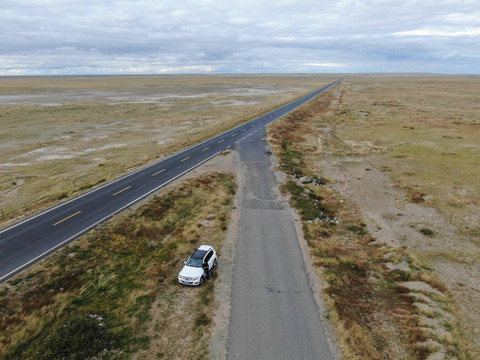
250 124 255 127
113 185 131 196
53 211 82 226
231 133 237 137
181 156 191 162
152 169 166 176
218 139 224 143
242 128 247 132
202 147 210 152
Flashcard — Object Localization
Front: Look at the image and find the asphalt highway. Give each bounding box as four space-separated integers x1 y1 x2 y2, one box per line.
0 79 341 282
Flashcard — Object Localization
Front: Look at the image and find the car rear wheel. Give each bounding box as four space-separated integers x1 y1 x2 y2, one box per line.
213 259 217 268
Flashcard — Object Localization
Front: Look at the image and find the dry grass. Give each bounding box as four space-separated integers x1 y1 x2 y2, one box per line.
334 76 480 236
332 76 480 350
267 81 478 359
0 74 335 227
0 171 236 360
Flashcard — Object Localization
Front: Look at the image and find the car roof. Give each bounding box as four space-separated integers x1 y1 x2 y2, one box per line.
197 245 213 251
191 249 207 260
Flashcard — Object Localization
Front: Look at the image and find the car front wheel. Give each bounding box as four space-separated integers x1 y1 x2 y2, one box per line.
199 276 206 285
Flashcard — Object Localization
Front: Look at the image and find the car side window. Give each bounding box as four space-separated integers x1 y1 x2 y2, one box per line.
205 250 212 262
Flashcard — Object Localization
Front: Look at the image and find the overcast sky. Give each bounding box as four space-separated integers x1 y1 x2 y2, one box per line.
1 0 479 75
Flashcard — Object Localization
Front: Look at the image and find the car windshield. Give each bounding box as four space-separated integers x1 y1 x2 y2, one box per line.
186 250 207 268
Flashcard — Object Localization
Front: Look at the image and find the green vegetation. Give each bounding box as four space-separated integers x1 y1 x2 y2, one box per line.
0 172 236 359
78 178 106 191
419 228 434 236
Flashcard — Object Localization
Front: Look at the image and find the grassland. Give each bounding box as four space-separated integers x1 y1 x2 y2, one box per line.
267 75 480 359
332 76 480 350
0 171 236 359
334 75 480 236
0 74 336 227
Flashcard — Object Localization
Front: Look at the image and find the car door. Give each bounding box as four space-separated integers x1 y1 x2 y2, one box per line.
205 250 214 269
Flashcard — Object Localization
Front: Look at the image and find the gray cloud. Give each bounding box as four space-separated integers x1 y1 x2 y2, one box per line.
0 0 478 74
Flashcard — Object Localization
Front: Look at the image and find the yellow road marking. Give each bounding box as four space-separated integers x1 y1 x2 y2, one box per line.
54 211 82 226
113 185 131 196
218 139 224 143
231 133 237 137
202 147 209 151
181 156 191 162
152 169 166 176
250 124 255 127
242 128 247 132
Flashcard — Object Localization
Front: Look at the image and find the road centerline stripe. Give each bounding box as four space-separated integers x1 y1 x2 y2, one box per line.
218 139 224 143
53 211 82 226
113 186 131 196
181 156 191 162
231 133 237 137
152 169 166 176
0 80 342 283
202 147 209 151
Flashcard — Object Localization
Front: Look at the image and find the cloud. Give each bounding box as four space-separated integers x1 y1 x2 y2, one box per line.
304 63 349 68
0 0 478 74
394 28 480 37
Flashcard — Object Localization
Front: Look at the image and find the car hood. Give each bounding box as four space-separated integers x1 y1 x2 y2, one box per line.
179 265 204 278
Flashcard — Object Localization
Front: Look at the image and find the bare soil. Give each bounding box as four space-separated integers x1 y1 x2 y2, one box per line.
319 154 479 356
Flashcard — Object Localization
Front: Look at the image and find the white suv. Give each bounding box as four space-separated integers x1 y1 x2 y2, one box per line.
178 245 217 286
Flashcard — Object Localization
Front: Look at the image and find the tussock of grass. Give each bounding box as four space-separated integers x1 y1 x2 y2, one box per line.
419 228 434 236
0 172 236 360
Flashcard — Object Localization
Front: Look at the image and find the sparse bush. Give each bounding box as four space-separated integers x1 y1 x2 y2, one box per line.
21 314 115 360
409 191 426 203
420 228 434 236
194 312 212 327
346 224 367 236
57 192 69 200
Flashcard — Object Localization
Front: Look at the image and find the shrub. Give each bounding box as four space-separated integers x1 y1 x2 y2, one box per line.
57 192 69 200
346 224 367 236
34 314 115 360
419 228 434 236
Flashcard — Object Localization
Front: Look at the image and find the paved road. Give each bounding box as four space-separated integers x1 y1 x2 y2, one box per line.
228 128 333 359
0 80 341 282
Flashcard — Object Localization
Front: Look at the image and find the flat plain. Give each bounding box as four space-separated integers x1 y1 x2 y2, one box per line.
0 74 336 227
331 75 480 354
1 74 479 359
267 74 480 359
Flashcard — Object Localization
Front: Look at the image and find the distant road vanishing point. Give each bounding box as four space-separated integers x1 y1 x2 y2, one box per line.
0 79 341 283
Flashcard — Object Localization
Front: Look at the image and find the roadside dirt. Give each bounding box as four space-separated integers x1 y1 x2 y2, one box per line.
318 150 480 351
